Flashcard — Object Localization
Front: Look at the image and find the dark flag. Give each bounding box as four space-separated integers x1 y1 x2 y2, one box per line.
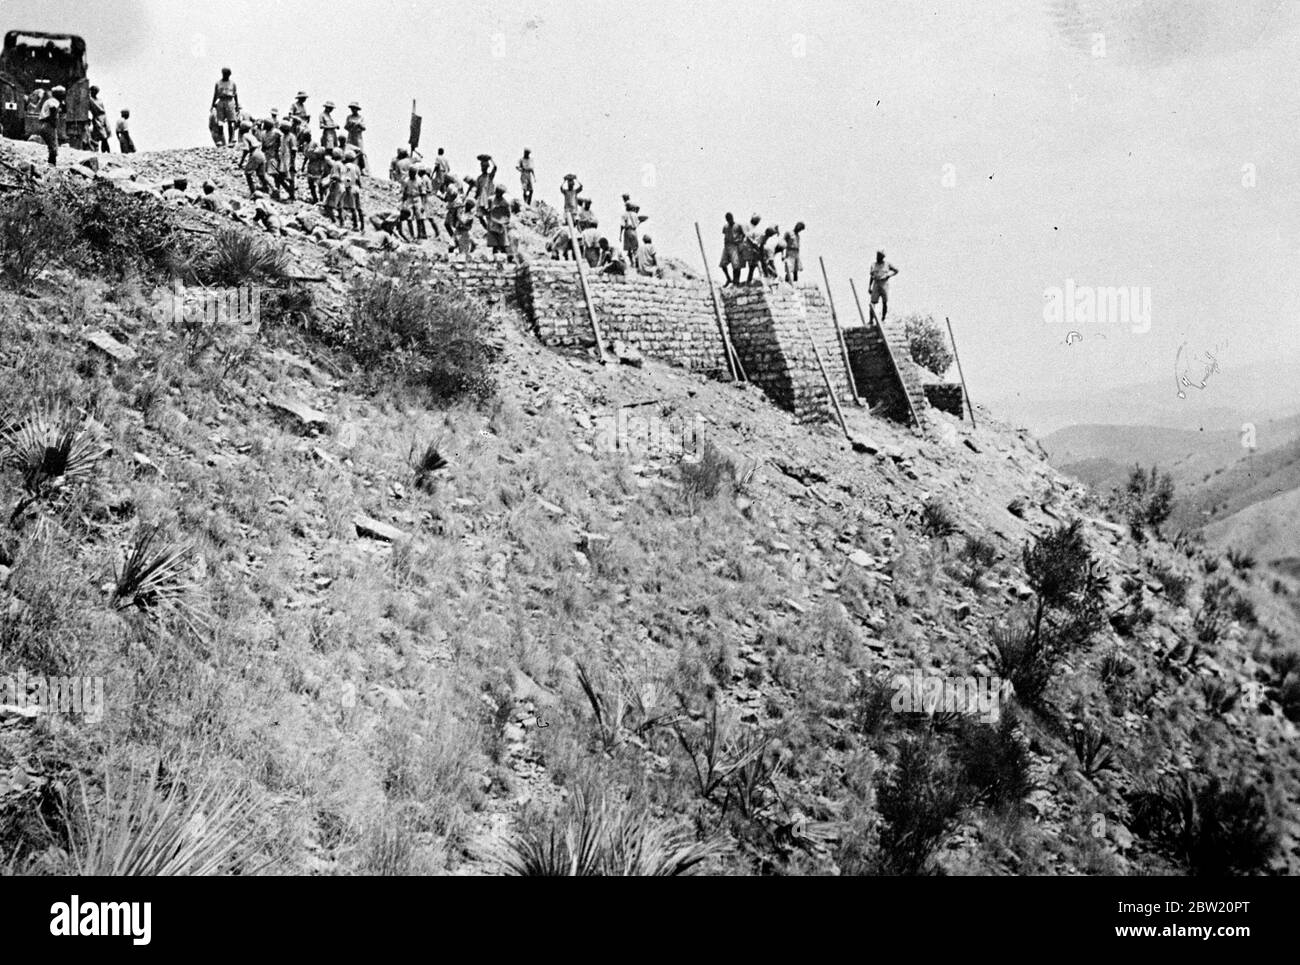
409 104 421 151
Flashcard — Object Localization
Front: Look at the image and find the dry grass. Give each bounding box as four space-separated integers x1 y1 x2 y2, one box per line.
59 761 269 876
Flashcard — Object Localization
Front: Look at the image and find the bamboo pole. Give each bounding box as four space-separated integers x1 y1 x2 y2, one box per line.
946 316 976 428
567 211 606 363
820 256 862 406
850 278 923 430
799 310 851 440
694 221 744 382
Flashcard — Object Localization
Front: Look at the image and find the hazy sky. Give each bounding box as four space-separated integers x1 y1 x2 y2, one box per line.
6 0 1299 421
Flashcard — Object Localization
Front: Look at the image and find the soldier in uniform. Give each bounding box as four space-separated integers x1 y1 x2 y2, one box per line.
474 154 497 209
88 86 111 153
211 68 240 145
868 251 899 322
289 92 312 162
782 222 805 283
37 86 65 166
237 120 270 197
115 109 136 154
305 145 329 204
319 100 339 149
516 149 535 205
344 102 366 173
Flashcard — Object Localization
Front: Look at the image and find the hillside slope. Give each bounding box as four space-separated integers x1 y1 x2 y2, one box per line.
1 142 1298 877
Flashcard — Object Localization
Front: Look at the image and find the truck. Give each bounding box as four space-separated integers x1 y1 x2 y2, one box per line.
0 30 92 148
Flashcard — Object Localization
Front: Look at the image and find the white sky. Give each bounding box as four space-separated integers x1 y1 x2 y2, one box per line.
7 0 1299 421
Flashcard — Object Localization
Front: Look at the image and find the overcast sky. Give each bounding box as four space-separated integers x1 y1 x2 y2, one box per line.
6 0 1298 423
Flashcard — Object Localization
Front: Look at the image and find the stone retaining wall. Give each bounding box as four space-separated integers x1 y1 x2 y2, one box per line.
923 382 966 419
524 261 730 375
426 254 923 429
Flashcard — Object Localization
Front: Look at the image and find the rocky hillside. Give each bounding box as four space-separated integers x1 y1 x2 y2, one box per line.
1 139 1297 876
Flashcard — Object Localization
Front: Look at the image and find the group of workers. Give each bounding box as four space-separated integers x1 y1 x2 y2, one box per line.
548 174 658 275
198 67 902 311
716 214 898 314
214 69 370 228
31 85 133 166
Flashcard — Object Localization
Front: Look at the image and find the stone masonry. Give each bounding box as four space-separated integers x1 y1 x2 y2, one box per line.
923 382 967 420
426 254 923 429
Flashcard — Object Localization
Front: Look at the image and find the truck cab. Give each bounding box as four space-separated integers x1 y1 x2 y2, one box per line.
0 30 91 148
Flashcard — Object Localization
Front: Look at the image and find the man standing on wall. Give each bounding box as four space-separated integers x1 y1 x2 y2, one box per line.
869 250 899 322
720 212 743 287
741 213 764 286
783 221 805 283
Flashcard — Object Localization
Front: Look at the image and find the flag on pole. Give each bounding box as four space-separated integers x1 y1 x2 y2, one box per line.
409 100 421 150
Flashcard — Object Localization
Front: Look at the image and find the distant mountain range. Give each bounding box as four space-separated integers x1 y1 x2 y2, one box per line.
1043 414 1300 496
989 358 1300 438
1039 408 1300 579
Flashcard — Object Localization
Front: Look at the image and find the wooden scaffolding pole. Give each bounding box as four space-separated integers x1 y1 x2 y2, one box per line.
567 211 606 363
694 221 744 381
946 316 976 428
819 256 862 406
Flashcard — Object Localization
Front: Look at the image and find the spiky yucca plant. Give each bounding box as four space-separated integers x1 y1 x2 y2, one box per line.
0 404 110 498
63 763 268 876
198 226 290 287
112 524 197 614
410 439 449 493
495 793 726 876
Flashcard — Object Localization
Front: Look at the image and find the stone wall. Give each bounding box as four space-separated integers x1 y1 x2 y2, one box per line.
843 325 910 422
428 252 527 313
841 323 931 429
427 254 924 430
522 261 730 375
923 382 966 419
722 284 855 423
